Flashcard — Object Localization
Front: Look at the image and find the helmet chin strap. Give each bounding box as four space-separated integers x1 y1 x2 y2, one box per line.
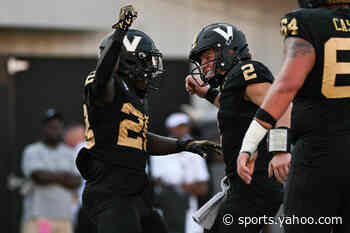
189 43 249 88
225 43 249 70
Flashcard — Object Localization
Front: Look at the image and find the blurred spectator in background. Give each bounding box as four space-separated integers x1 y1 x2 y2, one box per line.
21 108 81 233
151 112 210 233
63 123 85 213
62 124 97 233
63 124 85 149
62 123 96 233
73 142 97 233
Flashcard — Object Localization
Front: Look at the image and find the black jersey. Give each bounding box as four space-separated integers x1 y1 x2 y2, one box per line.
217 60 274 176
82 71 149 170
76 29 160 218
77 71 151 214
76 29 152 201
281 8 350 139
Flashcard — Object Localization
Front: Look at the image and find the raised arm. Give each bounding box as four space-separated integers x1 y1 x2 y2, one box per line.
93 5 138 103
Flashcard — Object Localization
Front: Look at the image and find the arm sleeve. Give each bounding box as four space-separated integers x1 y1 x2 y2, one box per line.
93 29 127 97
21 145 46 177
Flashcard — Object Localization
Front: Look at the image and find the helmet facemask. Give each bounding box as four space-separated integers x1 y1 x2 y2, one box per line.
136 49 165 92
189 42 249 88
189 48 222 88
118 48 165 94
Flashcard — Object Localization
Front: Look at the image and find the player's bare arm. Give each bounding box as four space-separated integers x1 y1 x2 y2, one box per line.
238 82 291 183
237 82 271 183
246 85 292 183
244 82 271 106
257 37 315 128
147 132 223 158
237 37 315 184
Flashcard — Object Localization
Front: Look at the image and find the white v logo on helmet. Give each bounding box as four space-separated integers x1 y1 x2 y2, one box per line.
213 26 233 41
123 36 142 52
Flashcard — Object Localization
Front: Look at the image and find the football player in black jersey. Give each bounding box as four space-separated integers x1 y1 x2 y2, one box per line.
237 0 350 232
75 5 222 233
185 23 291 233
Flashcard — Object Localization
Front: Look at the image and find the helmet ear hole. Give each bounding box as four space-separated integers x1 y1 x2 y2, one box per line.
138 52 147 59
226 36 233 45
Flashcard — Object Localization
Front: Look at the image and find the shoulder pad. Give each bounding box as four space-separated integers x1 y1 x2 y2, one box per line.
280 8 322 40
233 60 273 82
224 60 274 89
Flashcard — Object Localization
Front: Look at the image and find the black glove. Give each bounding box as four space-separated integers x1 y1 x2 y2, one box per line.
112 5 138 31
177 139 223 158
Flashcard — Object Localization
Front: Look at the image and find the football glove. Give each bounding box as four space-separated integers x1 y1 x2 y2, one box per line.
178 139 223 158
112 5 138 31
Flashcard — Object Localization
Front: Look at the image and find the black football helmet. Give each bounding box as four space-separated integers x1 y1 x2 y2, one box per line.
98 29 164 93
298 0 350 8
189 23 251 88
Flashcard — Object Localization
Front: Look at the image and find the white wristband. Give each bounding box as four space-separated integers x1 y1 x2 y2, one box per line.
268 128 288 152
240 120 268 155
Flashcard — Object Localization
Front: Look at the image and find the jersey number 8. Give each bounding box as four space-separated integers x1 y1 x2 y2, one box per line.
322 37 350 99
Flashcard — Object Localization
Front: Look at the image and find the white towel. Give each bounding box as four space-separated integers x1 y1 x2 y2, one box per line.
192 176 230 230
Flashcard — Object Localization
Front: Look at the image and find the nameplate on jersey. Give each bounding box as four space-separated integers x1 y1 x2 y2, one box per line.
123 36 142 52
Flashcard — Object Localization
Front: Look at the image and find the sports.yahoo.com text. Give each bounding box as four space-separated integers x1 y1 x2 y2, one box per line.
222 214 342 228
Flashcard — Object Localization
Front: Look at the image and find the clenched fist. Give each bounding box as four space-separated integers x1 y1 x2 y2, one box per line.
185 75 209 98
112 5 138 31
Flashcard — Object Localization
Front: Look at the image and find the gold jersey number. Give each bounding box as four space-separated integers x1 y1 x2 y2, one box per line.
83 104 95 149
85 71 95 86
241 64 257 81
117 103 149 151
322 37 350 99
280 17 298 37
